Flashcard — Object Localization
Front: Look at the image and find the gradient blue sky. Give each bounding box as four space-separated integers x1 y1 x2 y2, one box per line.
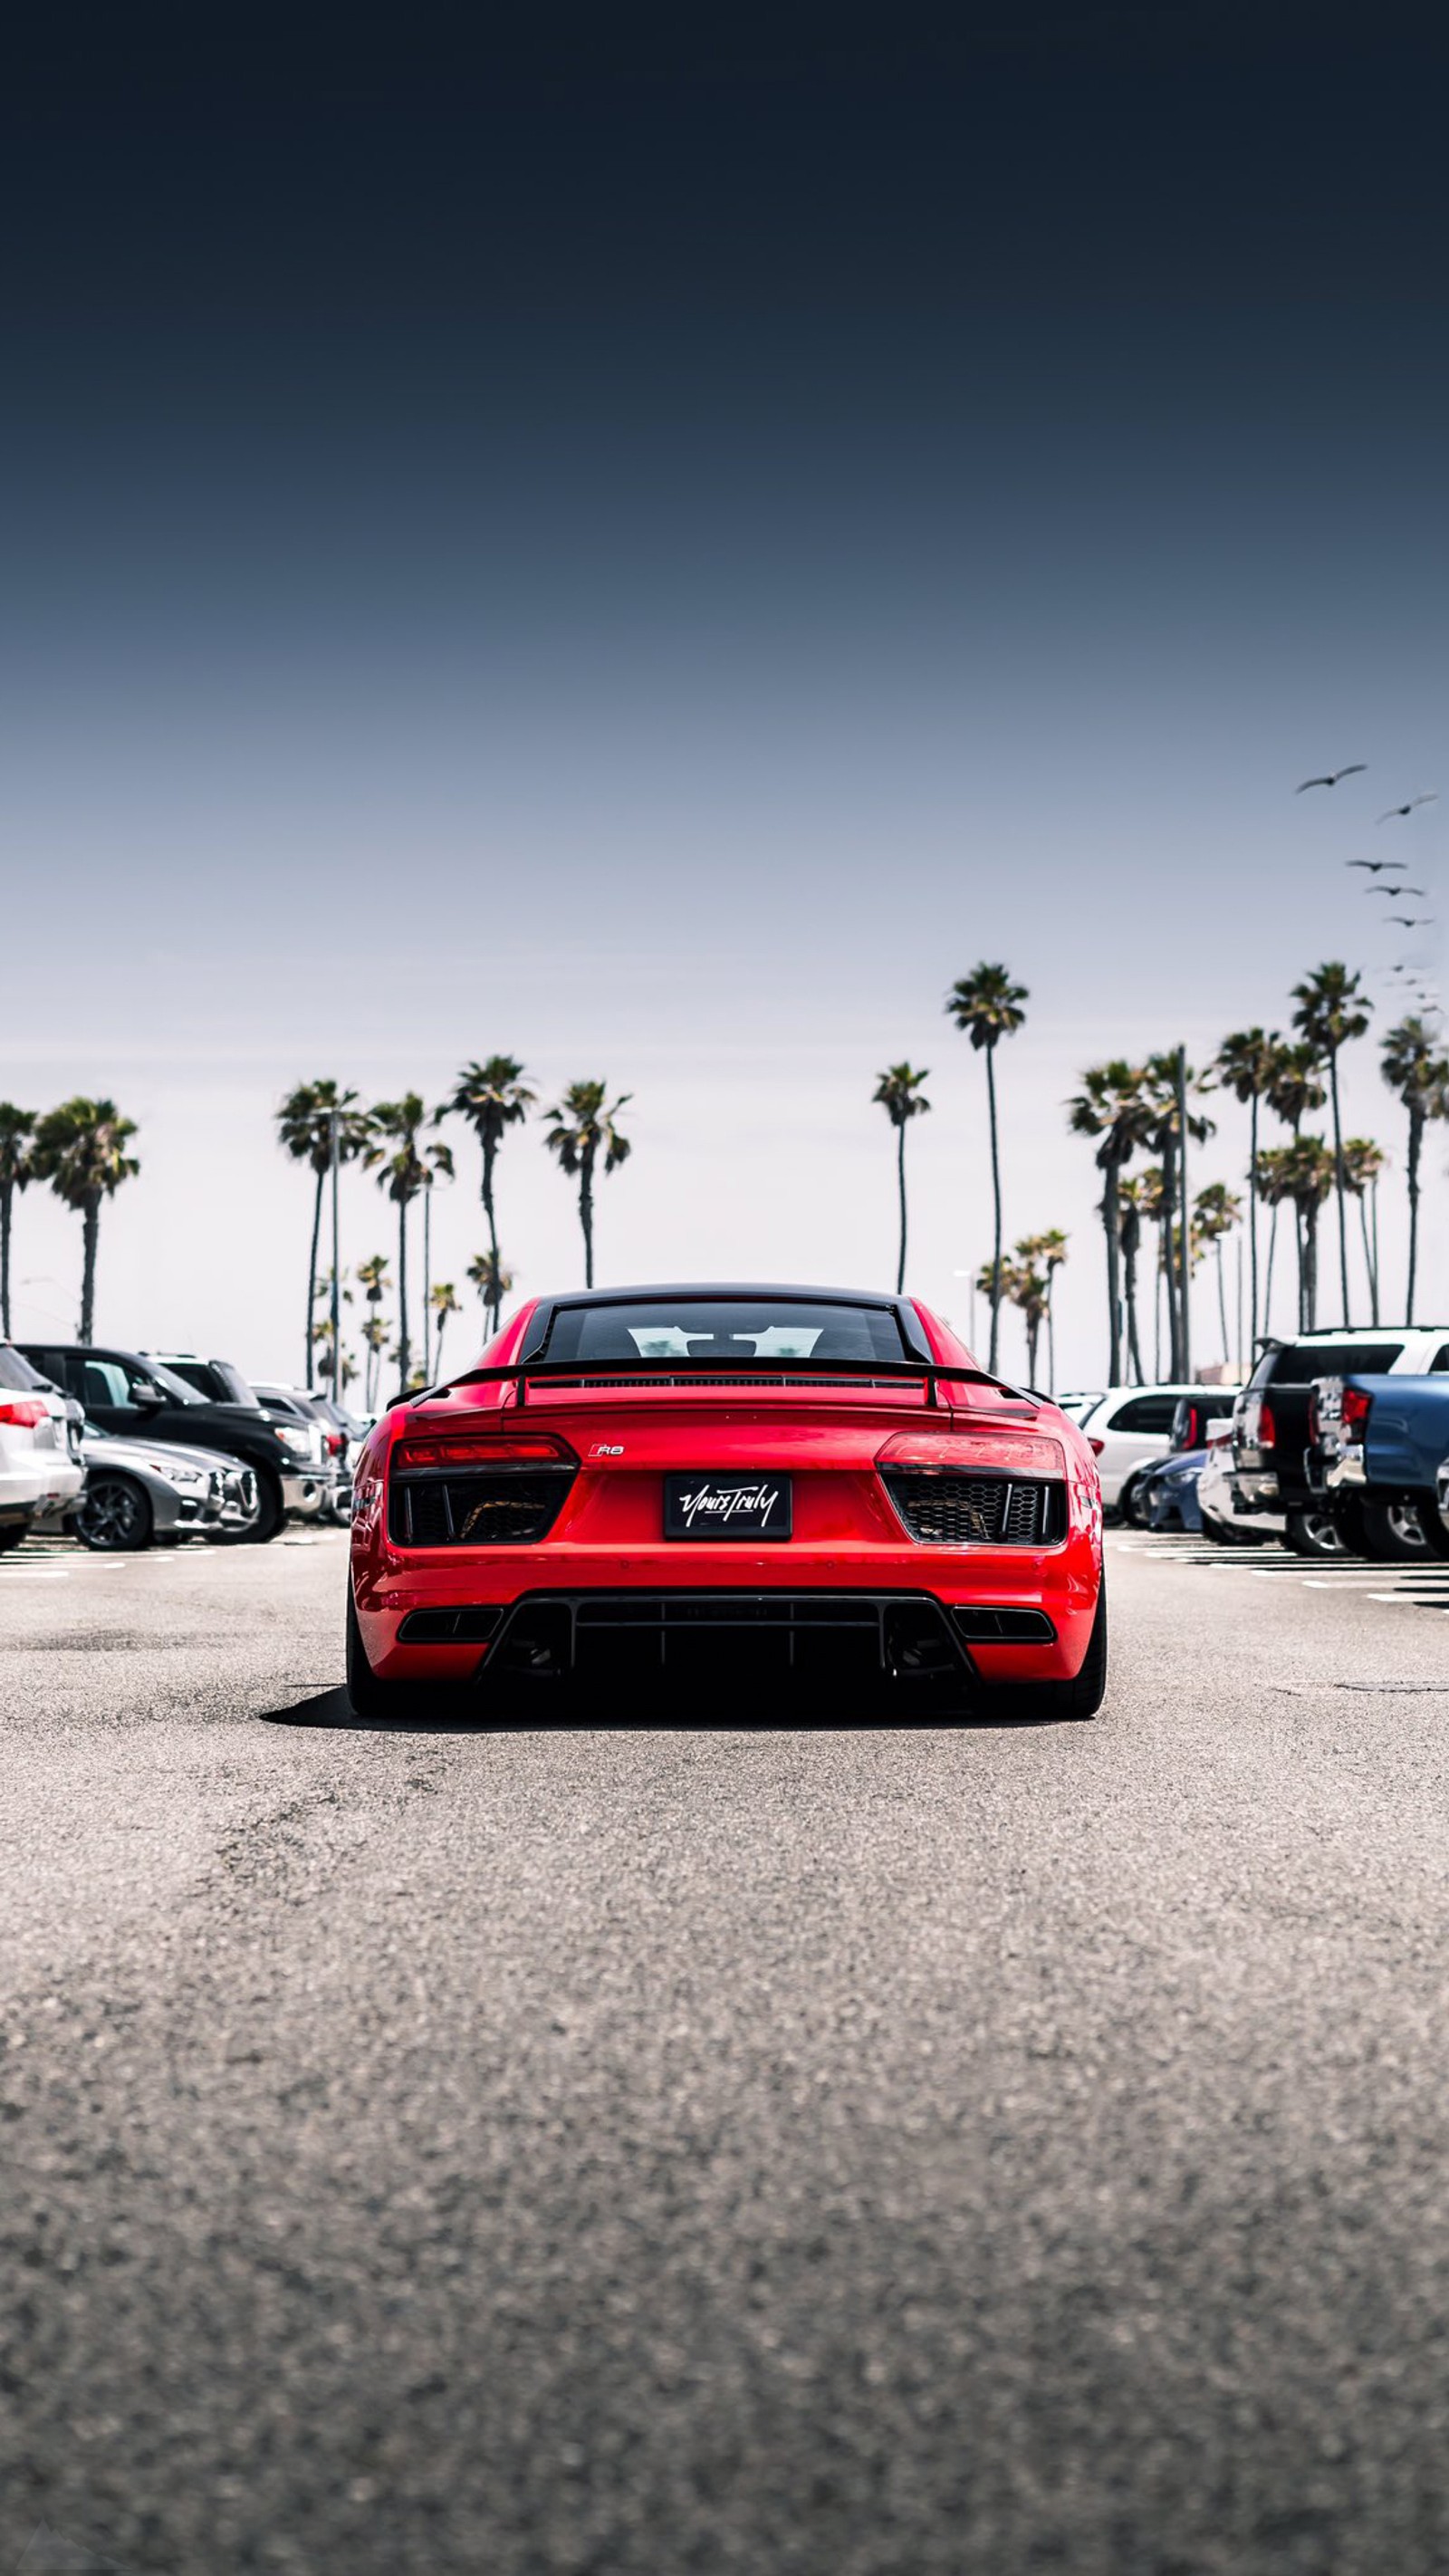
5 3 1447 1384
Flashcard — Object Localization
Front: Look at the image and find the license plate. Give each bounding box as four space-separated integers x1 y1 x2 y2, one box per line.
664 1473 792 1540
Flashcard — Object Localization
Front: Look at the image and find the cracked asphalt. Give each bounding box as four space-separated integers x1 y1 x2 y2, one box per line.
4 1529 1449 2574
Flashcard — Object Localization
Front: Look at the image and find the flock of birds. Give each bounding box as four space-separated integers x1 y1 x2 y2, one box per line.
1295 764 1439 1014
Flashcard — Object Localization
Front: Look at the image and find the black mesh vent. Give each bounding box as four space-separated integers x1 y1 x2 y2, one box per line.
389 1469 574 1547
881 1469 1062 1545
954 1606 1057 1641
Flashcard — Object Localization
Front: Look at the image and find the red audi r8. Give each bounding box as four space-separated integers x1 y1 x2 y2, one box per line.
346 1284 1107 1720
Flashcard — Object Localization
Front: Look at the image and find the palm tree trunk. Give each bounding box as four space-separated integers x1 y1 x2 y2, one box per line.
1358 1195 1377 1327
397 1203 410 1392
1216 1242 1230 1363
1329 1053 1350 1325
896 1121 908 1294
1302 1205 1318 1331
305 1168 323 1389
482 1140 500 1331
1046 1293 1056 1394
1263 1201 1278 1339
80 1196 100 1341
985 1044 1003 1372
1160 1131 1179 1376
1247 1094 1259 1351
1026 1313 1040 1382
1123 1239 1146 1385
580 1150 595 1290
1371 1179 1381 1326
0 1181 11 1339
1102 1163 1122 1383
1406 1106 1423 1323
422 1190 432 1383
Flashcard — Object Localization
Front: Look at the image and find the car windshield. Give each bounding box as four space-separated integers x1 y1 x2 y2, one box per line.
537 1298 912 1366
146 1361 206 1404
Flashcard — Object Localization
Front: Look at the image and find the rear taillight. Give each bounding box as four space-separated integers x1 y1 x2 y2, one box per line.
1258 1401 1277 1451
0 1398 47 1428
392 1428 577 1471
1089 1437 1106 1456
325 1429 346 1457
1307 1389 1319 1440
1342 1386 1372 1437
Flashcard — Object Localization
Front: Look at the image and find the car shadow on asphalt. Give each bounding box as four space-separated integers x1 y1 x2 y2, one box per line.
257 1687 1068 1735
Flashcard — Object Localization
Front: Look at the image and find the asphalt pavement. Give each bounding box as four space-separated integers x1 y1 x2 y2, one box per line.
4 1526 1449 2575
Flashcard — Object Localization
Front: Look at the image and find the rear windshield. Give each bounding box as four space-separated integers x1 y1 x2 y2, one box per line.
0 1345 46 1392
537 1298 911 1365
1269 1341 1406 1383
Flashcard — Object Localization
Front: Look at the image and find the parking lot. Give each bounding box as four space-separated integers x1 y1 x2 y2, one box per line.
5 1529 1449 2574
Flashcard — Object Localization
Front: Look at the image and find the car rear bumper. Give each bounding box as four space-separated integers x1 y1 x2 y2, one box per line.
355 1533 1100 1688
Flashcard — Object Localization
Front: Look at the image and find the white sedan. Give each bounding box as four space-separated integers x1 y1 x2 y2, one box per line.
1076 1385 1224 1510
0 1345 84 1547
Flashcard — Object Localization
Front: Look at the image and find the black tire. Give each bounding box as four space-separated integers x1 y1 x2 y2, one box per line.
207 1473 283 1546
1284 1507 1348 1560
346 1588 417 1721
1356 1496 1438 1562
0 1523 30 1554
1118 1470 1150 1529
75 1472 154 1552
1200 1507 1252 1547
973 1580 1108 1725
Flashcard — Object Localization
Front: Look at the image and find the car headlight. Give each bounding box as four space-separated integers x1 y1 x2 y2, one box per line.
153 1461 205 1485
274 1426 312 1457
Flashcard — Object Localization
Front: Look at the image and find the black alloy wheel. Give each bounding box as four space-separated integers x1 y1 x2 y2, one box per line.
206 1474 283 1546
75 1472 154 1553
1355 1497 1444 1562
1284 1508 1348 1560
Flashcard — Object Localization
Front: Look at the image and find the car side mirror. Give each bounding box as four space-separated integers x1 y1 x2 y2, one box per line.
132 1380 167 1408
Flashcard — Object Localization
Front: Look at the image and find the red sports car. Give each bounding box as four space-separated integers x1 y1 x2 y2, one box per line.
346 1284 1107 1720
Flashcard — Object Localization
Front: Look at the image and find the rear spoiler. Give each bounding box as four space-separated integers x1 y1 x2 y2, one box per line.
411 1358 1028 1413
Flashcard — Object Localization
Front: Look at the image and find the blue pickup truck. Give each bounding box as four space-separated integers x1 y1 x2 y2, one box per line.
1309 1374 1449 1560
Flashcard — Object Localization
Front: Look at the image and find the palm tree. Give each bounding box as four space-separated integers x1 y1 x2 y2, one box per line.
1340 1139 1387 1325
364 1096 455 1393
1253 1146 1292 1341
1068 1062 1155 1384
31 1099 140 1340
1291 964 1372 1327
542 1082 632 1289
1016 1228 1068 1389
1193 1181 1242 1365
360 1312 389 1413
467 1249 515 1328
0 1105 36 1339
1005 1247 1052 1386
1115 1179 1153 1385
873 1065 932 1294
1141 1055 1214 1377
945 965 1029 1372
440 1057 535 1332
1380 1016 1449 1323
1279 1136 1336 1331
1215 1029 1278 1355
275 1081 369 1386
1264 1040 1327 1335
429 1282 463 1379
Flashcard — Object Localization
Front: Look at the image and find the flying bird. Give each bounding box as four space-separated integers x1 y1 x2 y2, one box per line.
1297 764 1367 792
1347 858 1405 873
1368 883 1428 897
1387 915 1434 927
1377 794 1438 822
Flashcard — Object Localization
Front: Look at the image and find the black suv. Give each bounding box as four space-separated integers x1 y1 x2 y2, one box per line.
16 1343 302 1543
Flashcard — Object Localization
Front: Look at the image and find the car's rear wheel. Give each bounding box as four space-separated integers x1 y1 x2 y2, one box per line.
75 1472 154 1552
973 1581 1108 1724
1356 1497 1439 1562
346 1589 421 1721
1284 1507 1348 1559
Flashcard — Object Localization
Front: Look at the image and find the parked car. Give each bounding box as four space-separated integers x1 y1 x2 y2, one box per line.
251 1382 352 1522
0 1344 85 1549
1197 1429 1285 1545
15 1342 324 1542
1077 1384 1236 1514
47 1431 260 1552
143 1351 262 1409
1307 1370 1449 1561
1118 1390 1241 1525
1233 1328 1449 1556
1141 1446 1209 1533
